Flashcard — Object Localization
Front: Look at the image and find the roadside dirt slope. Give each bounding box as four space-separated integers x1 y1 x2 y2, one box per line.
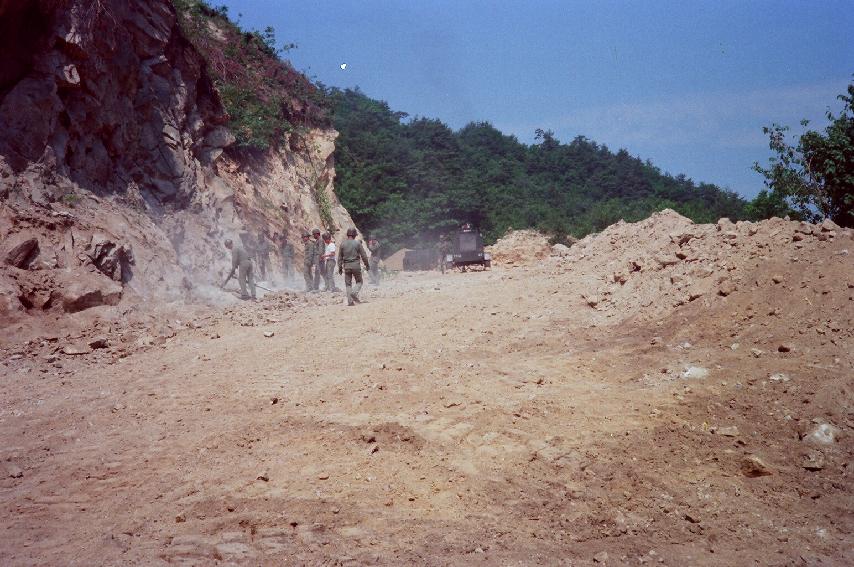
1 212 852 566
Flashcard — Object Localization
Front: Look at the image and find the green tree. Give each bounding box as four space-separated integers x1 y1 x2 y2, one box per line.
745 189 796 221
753 81 854 227
326 87 750 251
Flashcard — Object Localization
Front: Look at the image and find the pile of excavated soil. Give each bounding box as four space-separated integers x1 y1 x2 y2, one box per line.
486 229 552 265
551 208 852 322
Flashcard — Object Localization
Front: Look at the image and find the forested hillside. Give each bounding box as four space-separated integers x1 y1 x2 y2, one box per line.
327 88 749 250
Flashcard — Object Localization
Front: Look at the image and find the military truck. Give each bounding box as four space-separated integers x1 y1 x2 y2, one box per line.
444 223 491 271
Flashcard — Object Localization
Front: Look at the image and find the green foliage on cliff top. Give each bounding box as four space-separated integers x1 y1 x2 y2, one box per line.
172 0 329 150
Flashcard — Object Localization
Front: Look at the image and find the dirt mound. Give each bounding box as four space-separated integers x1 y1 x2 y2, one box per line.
486 229 552 265
551 208 852 323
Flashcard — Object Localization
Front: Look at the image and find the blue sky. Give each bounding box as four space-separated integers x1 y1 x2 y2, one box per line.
220 0 853 198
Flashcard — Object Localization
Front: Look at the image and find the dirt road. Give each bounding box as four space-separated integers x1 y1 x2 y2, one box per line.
2 242 852 565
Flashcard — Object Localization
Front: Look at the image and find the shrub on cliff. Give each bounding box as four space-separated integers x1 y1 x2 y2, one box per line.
172 0 329 150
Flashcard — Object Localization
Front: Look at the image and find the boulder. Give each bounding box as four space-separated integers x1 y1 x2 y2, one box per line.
4 238 40 269
52 269 123 313
85 235 135 282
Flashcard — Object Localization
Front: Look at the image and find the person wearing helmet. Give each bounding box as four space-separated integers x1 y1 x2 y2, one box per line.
221 238 256 300
437 233 451 274
311 228 324 291
302 230 318 292
320 232 340 292
255 230 270 281
336 228 370 306
280 234 295 282
367 235 381 286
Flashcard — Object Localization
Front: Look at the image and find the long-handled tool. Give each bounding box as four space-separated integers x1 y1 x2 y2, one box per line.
222 282 274 293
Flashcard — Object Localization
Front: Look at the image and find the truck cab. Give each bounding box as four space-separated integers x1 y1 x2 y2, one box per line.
447 223 491 270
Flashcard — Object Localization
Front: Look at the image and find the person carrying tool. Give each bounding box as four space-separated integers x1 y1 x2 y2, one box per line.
221 238 256 300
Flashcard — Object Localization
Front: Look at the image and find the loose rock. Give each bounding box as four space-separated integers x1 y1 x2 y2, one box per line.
802 450 826 471
681 366 709 380
803 423 839 445
741 455 773 477
715 426 739 437
63 345 92 355
89 337 109 349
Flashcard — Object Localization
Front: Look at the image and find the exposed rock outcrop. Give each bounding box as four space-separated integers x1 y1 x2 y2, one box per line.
4 238 40 269
0 0 357 324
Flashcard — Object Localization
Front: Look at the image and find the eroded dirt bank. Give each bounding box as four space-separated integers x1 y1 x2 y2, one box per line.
1 213 852 566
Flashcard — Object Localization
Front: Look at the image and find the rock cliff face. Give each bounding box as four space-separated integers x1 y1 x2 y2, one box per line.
0 0 356 324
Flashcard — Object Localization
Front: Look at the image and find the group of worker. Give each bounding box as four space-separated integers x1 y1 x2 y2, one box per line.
222 228 379 307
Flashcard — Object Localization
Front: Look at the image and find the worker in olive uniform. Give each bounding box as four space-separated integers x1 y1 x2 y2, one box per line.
302 231 317 292
438 233 452 274
280 235 295 281
311 228 324 291
222 238 256 299
256 231 270 280
367 236 381 285
337 228 370 306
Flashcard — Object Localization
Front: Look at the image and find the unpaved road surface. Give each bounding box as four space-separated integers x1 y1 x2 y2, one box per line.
2 221 853 566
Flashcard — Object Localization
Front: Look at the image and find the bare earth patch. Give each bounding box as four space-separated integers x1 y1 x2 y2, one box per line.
1 215 852 565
